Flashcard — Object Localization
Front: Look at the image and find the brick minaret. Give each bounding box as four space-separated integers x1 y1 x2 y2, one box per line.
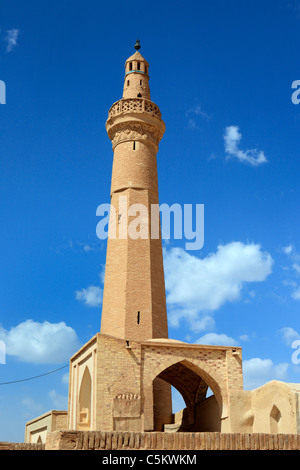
100 41 169 343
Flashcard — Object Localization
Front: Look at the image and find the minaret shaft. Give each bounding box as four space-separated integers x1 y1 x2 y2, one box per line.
100 49 168 342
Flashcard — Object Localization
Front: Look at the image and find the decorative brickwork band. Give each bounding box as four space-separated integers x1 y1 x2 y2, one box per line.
107 121 163 151
108 98 161 119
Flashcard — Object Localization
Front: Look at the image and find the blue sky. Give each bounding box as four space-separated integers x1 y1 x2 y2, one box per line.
0 0 300 442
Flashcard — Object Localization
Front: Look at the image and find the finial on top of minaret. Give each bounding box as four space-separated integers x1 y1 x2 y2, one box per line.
134 39 141 51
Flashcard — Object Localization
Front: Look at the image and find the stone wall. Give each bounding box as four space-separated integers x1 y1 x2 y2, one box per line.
45 431 300 450
2 431 300 450
0 442 45 450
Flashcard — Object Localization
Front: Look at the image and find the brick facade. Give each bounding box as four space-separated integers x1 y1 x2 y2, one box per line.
68 333 243 433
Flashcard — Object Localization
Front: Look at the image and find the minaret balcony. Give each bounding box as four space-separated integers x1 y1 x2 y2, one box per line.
106 98 165 151
108 98 162 120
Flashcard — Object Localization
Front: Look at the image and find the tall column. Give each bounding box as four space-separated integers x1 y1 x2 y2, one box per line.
100 43 169 343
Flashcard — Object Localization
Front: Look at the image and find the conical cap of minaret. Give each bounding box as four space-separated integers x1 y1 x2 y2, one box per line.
122 45 151 100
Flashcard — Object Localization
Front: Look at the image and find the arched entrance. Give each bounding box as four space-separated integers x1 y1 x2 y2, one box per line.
153 360 224 432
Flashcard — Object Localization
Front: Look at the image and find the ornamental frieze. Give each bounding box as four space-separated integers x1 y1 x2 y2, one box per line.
108 121 163 150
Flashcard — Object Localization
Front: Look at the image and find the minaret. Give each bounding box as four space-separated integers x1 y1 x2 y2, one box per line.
100 41 169 342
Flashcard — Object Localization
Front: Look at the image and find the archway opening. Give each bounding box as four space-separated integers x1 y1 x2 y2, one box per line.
172 386 214 413
155 360 222 432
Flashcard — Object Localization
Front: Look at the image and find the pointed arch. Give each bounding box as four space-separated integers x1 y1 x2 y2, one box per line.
144 356 228 418
78 366 92 429
143 356 228 431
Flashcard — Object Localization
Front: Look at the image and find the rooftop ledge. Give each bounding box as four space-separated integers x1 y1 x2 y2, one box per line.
70 333 241 362
140 338 242 352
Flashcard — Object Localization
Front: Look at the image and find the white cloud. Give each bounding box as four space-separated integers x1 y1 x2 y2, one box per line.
292 263 300 274
242 357 288 390
61 372 69 385
22 397 44 413
291 287 300 300
282 244 300 264
49 390 68 410
224 126 268 166
75 285 103 307
167 307 216 332
5 29 20 52
186 104 211 128
196 332 238 347
0 319 80 364
282 244 293 255
282 244 300 300
280 327 300 346
99 265 106 284
164 242 273 329
189 315 216 333
0 339 5 364
239 334 249 341
60 236 103 253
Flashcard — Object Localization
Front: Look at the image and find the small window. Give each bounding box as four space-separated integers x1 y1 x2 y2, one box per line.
270 405 281 433
137 311 140 324
133 141 136 150
137 62 140 70
140 80 142 85
137 93 142 98
129 62 132 71
127 80 130 86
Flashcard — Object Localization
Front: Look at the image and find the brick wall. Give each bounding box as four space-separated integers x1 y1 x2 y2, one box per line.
0 442 45 450
2 432 299 450
44 431 300 450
